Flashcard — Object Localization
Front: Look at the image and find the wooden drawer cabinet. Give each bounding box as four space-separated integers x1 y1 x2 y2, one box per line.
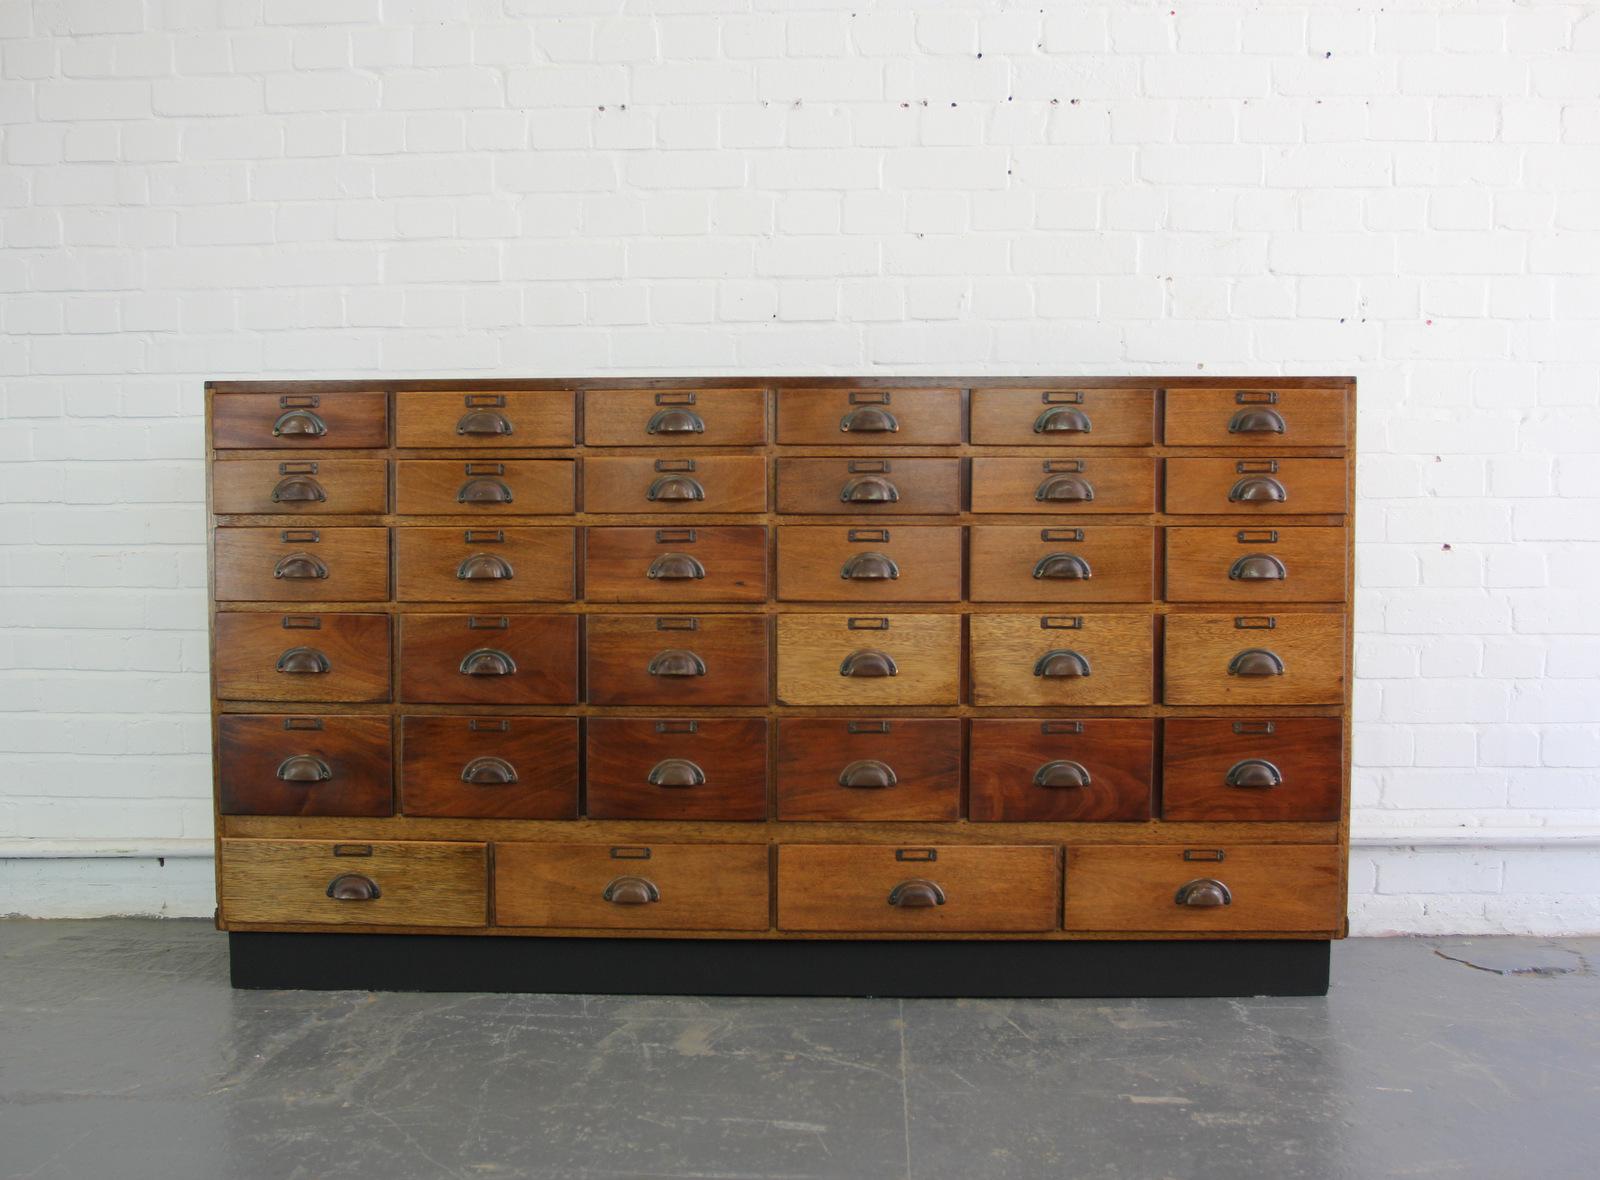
213 392 388 449
970 457 1156 515
969 612 1155 706
777 388 962 445
969 719 1153 822
584 526 767 604
212 458 388 515
777 525 962 602
1165 526 1346 603
220 839 488 927
1162 718 1342 822
970 387 1156 446
776 613 960 705
969 525 1155 603
394 390 574 447
585 718 768 821
399 715 579 819
394 526 575 603
219 714 393 817
214 612 390 703
394 459 575 515
397 613 579 705
777 457 961 516
214 527 389 602
1163 387 1348 447
583 388 767 446
775 718 961 821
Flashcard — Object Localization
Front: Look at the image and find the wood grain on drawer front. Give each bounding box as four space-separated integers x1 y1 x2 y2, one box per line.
776 613 960 706
776 457 961 516
969 612 1155 706
394 390 574 447
1164 458 1346 515
970 388 1156 446
586 614 770 707
400 715 579 819
970 457 1156 515
777 845 1060 932
397 613 579 705
1162 718 1343 822
214 612 391 703
218 714 393 817
775 718 961 822
220 838 487 927
583 388 767 446
495 843 771 930
969 525 1155 603
1163 613 1345 705
584 526 768 604
969 719 1153 823
214 527 390 602
394 526 575 603
586 718 768 821
1064 844 1345 933
211 458 388 515
583 455 767 514
1165 526 1347 603
777 525 962 602
394 459 575 516
213 392 388 449
1163 387 1348 447
777 388 962 445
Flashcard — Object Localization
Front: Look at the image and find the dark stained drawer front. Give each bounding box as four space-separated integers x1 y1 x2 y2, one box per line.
585 718 767 821
775 613 960 706
776 458 961 516
1163 718 1343 822
969 719 1153 822
394 390 574 448
778 845 1060 933
394 459 575 515
211 459 388 515
586 614 769 706
398 613 579 705
969 612 1155 706
1163 387 1348 447
213 392 388 449
394 526 575 603
1163 613 1344 705
969 526 1155 604
214 527 390 603
584 526 768 604
214 612 391 703
400 716 579 819
583 388 767 446
1065 844 1345 934
777 526 962 603
775 718 961 822
218 714 393 817
970 457 1156 515
220 839 487 927
583 455 767 515
970 387 1155 446
777 388 962 445
1165 458 1346 515
496 843 771 930
1165 526 1347 603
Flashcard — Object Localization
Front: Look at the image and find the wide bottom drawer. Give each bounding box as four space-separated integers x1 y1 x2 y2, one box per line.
219 839 487 927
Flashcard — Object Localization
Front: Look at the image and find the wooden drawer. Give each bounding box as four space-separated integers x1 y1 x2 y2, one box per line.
585 614 769 706
777 388 962 445
1165 526 1347 603
777 845 1060 933
495 843 771 930
394 526 575 603
970 387 1155 446
394 390 574 447
213 527 389 603
969 526 1155 604
775 613 960 705
969 719 1153 822
394 459 575 516
214 612 390 703
400 715 578 819
775 718 961 822
583 388 767 446
220 838 487 927
1065 844 1345 933
583 456 767 515
776 457 961 515
969 612 1154 706
1165 458 1346 515
1163 387 1348 447
777 526 962 603
398 613 579 705
584 526 767 604
1163 718 1343 822
211 458 388 515
970 457 1156 515
213 392 387 449
1163 613 1344 705
218 714 393 817
585 718 768 821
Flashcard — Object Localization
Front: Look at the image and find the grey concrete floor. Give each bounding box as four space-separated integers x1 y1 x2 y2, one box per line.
0 922 1595 1180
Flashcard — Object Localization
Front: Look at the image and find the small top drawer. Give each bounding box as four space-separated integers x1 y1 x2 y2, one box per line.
583 456 767 515
970 388 1155 446
1164 526 1347 603
969 612 1155 707
398 613 579 705
969 718 1154 823
777 388 962 445
969 525 1155 604
394 390 574 447
1163 387 1348 447
214 526 390 603
394 526 575 603
213 393 387 449
776 457 961 515
584 526 768 604
584 388 767 446
1163 612 1345 705
213 612 391 703
212 459 388 515
218 713 393 817
775 613 960 706
585 614 770 707
970 457 1156 515
394 460 575 515
777 525 962 603
1165 458 1346 515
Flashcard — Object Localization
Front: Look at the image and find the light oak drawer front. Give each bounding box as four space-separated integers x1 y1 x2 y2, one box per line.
221 839 487 927
395 526 575 603
495 843 771 930
212 459 388 515
394 390 574 447
778 845 1060 933
970 457 1156 515
584 526 768 604
969 526 1155 604
585 718 768 821
776 458 961 516
1165 527 1346 603
583 388 767 446
775 718 961 822
1165 458 1346 515
970 388 1155 446
969 613 1155 706
586 614 770 706
969 719 1153 823
1162 718 1343 823
777 388 962 445
398 613 579 705
394 459 575 516
1163 387 1348 447
583 456 767 515
218 714 393 817
1065 844 1345 933
214 527 390 602
213 392 388 450
776 614 960 706
214 612 391 703
777 526 962 602
1163 613 1345 705
400 715 578 820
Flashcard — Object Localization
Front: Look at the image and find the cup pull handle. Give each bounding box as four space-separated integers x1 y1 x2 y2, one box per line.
1228 648 1285 677
888 879 945 908
647 407 705 435
1035 474 1095 503
647 552 706 581
1225 758 1282 788
275 646 330 674
1229 408 1286 435
1229 554 1287 581
840 551 900 581
603 875 661 905
840 476 900 503
273 552 328 580
839 649 897 678
838 759 897 789
459 647 517 676
1175 878 1232 907
273 409 327 438
839 406 899 433
460 756 518 785
326 873 380 901
1033 759 1091 788
1032 552 1092 580
457 553 515 581
647 758 705 788
1228 476 1287 503
271 475 326 503
458 477 514 504
1033 648 1091 678
648 474 706 502
1033 406 1092 434
275 754 332 782
647 648 707 678
457 409 513 437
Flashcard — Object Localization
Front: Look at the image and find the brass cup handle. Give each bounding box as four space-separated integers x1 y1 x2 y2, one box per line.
1225 758 1282 788
647 758 705 787
273 552 328 580
1229 407 1286 435
1034 648 1091 678
839 649 897 678
1228 648 1285 677
457 552 515 581
1229 553 1287 581
273 409 327 437
648 474 706 502
647 552 706 581
838 759 897 789
459 647 517 676
648 649 706 678
840 475 899 503
275 646 330 674
839 406 899 433
460 756 518 785
1035 474 1095 503
326 873 380 901
840 551 900 581
458 477 514 504
1032 552 1092 581
603 875 661 905
457 409 513 436
647 407 705 435
275 754 332 783
1033 759 1091 789
888 879 946 908
271 474 325 503
1175 878 1232 907
1033 406 1092 434
1229 476 1287 503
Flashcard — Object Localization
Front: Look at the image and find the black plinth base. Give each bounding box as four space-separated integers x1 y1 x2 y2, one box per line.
229 934 1330 998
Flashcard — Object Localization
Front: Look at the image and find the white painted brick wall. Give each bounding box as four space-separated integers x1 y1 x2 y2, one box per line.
2 0 1597 932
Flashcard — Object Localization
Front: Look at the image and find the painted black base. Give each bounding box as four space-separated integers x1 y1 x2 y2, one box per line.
229 934 1331 998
